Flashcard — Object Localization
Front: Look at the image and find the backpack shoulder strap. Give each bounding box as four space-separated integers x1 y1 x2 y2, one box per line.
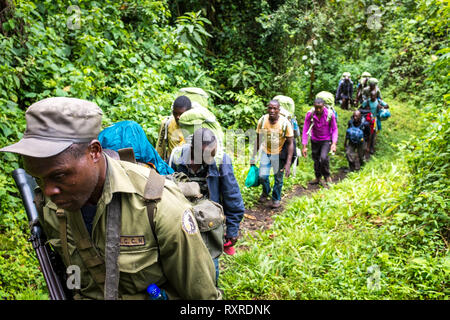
164 116 172 140
143 168 166 248
117 148 137 163
306 108 315 137
325 105 333 123
257 114 267 130
281 116 289 138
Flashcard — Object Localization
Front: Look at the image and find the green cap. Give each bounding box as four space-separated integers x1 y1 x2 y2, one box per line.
361 71 371 78
0 97 103 158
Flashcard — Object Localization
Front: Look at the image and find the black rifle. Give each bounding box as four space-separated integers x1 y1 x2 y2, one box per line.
13 168 67 300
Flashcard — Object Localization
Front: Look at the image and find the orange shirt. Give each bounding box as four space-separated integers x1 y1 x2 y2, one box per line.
256 115 294 154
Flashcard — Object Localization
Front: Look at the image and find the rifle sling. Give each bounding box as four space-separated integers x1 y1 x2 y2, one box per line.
104 193 122 300
67 207 106 292
56 209 71 267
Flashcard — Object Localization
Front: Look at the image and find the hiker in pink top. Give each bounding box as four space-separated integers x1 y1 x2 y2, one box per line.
301 98 338 185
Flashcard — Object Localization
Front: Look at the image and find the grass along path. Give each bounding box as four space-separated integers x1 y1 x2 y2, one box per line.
220 98 449 299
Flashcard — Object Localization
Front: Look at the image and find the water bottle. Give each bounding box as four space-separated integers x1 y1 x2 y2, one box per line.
147 283 168 300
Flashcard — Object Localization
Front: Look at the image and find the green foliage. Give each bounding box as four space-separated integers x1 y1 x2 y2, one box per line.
216 87 265 130
400 106 450 239
176 10 212 50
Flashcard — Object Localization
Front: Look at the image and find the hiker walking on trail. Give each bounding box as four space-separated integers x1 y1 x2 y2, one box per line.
336 72 354 110
171 128 245 277
251 100 294 209
362 90 389 154
156 95 191 162
356 71 371 104
362 77 383 103
0 97 220 300
302 98 338 186
344 110 370 172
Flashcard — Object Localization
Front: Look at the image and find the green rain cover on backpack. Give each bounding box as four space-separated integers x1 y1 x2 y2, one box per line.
316 91 335 108
178 105 225 164
272 95 300 138
176 87 210 109
273 95 295 117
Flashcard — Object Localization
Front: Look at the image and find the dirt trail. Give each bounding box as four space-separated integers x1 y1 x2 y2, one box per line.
239 168 348 238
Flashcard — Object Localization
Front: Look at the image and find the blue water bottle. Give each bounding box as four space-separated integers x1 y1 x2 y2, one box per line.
147 283 168 300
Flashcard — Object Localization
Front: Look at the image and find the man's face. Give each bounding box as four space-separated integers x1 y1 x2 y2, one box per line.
267 102 280 120
191 142 217 165
202 143 217 165
353 111 362 123
173 107 188 125
314 103 324 116
24 146 100 211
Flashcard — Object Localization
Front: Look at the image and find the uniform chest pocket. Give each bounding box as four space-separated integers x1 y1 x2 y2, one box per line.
119 247 164 293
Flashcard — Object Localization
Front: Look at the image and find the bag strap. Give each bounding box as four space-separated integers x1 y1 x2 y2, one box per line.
257 114 266 131
117 148 137 163
143 168 166 256
104 193 122 300
56 209 71 266
306 109 315 137
164 116 172 140
69 208 106 292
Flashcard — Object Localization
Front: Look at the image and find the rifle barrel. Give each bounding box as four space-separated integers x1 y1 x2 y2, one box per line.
12 168 67 300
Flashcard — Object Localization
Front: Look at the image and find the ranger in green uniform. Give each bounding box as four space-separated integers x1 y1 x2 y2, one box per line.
0 97 220 300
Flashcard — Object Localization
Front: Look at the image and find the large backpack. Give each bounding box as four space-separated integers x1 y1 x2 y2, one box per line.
316 91 338 119
360 109 375 134
98 120 174 175
273 95 300 138
176 87 210 109
165 172 225 260
178 104 225 165
346 120 365 145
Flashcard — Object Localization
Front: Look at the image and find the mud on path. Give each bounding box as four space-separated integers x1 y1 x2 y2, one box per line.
238 168 348 238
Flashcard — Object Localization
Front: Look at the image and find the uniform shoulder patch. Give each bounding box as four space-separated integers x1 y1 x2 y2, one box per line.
181 209 198 235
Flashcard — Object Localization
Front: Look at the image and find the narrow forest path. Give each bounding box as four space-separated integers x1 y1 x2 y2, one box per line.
239 168 348 237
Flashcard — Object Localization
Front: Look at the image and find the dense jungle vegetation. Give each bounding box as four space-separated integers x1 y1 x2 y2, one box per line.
0 0 448 299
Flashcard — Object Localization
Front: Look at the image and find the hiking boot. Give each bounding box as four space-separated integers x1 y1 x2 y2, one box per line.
259 194 269 204
310 177 321 185
270 200 281 209
324 176 333 185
